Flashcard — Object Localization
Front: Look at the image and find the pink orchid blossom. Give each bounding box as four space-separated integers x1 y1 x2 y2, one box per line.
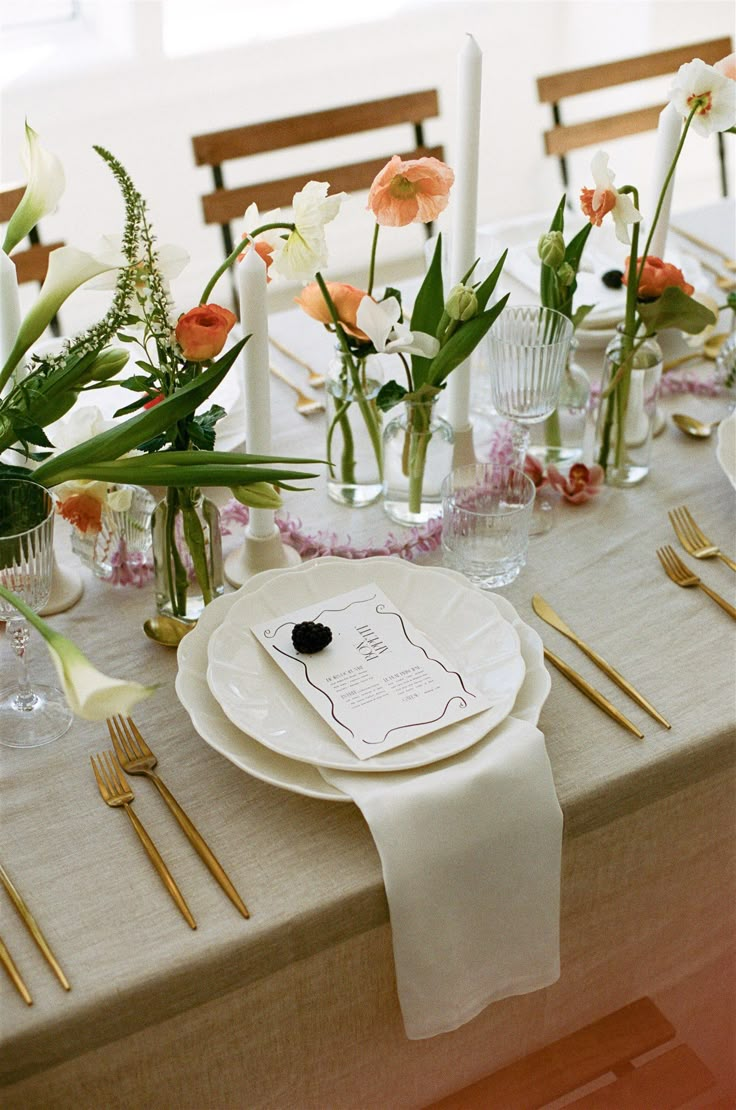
523 454 547 488
547 463 604 504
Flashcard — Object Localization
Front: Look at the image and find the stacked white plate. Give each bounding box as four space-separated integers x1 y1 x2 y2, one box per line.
175 557 551 802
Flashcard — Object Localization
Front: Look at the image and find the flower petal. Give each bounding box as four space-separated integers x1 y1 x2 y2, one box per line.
3 122 65 255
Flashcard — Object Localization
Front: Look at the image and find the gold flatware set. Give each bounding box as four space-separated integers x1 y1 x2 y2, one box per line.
658 506 736 619
671 225 736 291
0 861 70 1005
92 717 249 930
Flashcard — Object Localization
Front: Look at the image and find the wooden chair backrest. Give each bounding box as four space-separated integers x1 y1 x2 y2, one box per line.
192 89 443 236
537 37 732 158
1 184 64 284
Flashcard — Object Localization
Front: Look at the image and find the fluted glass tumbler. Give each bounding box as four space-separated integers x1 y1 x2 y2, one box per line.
487 305 574 469
0 479 73 748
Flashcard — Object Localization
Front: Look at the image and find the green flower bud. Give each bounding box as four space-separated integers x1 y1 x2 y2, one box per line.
445 284 478 322
82 347 129 383
557 262 575 288
537 231 565 269
230 482 283 510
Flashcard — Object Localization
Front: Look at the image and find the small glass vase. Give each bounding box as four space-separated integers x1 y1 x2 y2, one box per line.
326 349 383 508
382 398 454 525
715 316 736 405
151 487 224 623
594 325 663 487
529 337 590 471
70 484 156 579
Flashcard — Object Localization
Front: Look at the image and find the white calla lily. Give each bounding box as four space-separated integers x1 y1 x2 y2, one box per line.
357 295 440 357
3 122 66 255
0 246 118 388
0 584 156 722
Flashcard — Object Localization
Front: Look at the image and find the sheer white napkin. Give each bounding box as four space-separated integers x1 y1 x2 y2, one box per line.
319 715 563 1039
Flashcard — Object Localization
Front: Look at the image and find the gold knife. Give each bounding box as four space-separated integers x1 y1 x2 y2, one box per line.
0 933 32 1005
532 595 670 729
0 863 71 990
543 648 644 739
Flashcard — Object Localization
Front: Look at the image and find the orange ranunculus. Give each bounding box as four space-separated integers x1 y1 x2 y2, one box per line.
175 304 237 361
579 186 616 227
367 155 454 227
295 281 372 341
57 493 103 534
623 256 694 299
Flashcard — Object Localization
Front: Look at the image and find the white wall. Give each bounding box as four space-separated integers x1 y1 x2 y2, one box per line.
2 0 733 327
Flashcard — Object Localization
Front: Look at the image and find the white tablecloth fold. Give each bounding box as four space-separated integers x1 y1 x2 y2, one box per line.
320 716 563 1039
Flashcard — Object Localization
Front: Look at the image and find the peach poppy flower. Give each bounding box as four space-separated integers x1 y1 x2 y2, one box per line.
295 281 371 341
367 155 454 227
623 256 694 299
175 304 236 361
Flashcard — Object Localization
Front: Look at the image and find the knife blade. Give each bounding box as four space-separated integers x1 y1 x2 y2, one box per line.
543 648 644 739
532 594 670 729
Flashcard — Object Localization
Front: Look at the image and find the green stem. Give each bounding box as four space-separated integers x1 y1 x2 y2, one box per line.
406 402 432 514
544 407 562 449
367 223 380 296
198 221 295 304
181 490 212 606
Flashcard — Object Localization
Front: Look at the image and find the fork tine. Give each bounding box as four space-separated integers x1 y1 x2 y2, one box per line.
672 507 699 549
680 506 710 547
115 716 138 760
107 719 127 764
125 717 153 758
103 751 129 795
90 754 109 800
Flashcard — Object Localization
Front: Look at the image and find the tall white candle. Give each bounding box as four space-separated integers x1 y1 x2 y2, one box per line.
447 32 482 433
1 250 22 395
648 103 681 259
238 248 275 539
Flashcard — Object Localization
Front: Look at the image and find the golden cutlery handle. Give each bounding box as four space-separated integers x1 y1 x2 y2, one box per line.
0 935 32 1005
150 775 249 919
543 648 644 739
575 642 670 729
270 365 308 399
698 583 736 619
671 224 730 264
663 352 699 374
0 863 70 990
717 552 736 573
123 805 196 929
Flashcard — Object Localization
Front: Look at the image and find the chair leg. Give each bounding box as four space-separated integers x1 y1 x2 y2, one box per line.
717 132 728 198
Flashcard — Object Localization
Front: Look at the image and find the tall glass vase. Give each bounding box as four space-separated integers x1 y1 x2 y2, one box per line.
151 487 224 623
325 349 383 508
382 398 454 525
529 337 590 471
594 326 663 487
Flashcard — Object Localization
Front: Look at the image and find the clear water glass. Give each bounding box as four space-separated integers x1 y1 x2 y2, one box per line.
486 305 573 468
0 479 73 748
441 464 536 589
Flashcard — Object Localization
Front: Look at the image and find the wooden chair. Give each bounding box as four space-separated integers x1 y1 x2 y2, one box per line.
537 37 733 197
192 89 444 267
1 184 64 336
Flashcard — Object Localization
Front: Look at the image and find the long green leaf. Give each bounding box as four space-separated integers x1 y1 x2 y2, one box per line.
34 338 248 485
410 234 445 391
428 294 510 386
473 249 508 312
90 450 324 467
44 461 319 487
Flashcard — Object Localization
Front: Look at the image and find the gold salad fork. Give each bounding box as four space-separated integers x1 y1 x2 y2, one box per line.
91 751 196 929
656 546 736 620
269 366 325 416
668 506 736 573
108 717 249 919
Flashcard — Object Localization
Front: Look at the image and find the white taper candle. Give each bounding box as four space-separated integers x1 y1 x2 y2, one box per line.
447 32 482 432
239 248 275 539
648 103 682 259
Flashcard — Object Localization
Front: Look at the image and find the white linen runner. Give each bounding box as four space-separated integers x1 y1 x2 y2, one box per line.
320 716 563 1039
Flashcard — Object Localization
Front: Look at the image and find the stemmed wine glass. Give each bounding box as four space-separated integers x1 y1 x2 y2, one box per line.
487 305 574 469
0 479 73 748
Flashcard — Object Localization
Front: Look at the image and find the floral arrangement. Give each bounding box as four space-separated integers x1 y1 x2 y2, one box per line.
577 55 734 476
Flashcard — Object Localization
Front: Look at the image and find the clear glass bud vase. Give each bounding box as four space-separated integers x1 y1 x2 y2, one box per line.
152 487 224 622
382 398 454 525
326 349 384 508
594 326 663 487
529 337 590 471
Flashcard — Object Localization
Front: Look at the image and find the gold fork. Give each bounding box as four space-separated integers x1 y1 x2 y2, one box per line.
656 546 736 619
108 717 249 919
668 506 736 573
268 335 325 387
91 751 196 929
269 366 325 416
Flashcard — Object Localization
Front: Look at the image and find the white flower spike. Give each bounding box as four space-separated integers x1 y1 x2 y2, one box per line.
2 122 65 255
357 296 439 358
669 58 736 137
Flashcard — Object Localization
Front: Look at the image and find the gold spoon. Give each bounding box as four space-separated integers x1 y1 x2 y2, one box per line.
143 615 195 647
671 413 722 439
663 332 727 374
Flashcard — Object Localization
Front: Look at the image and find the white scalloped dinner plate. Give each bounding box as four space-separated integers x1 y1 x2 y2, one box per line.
176 559 550 800
205 559 526 773
716 410 736 490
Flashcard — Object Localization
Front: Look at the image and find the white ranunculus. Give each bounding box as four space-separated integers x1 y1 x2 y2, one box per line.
2 122 65 255
669 58 736 137
357 296 440 357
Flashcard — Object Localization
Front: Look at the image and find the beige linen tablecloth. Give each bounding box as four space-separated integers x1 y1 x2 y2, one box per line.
1 226 735 1106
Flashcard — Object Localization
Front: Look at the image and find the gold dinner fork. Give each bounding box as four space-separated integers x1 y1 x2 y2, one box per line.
268 335 325 387
656 546 736 619
107 717 249 919
269 366 325 416
91 751 196 929
668 506 736 573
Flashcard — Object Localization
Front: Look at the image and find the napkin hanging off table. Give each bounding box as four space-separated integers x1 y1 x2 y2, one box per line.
320 716 563 1039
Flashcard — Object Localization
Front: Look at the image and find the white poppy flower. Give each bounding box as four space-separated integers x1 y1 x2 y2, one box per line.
357 296 440 357
2 122 65 255
669 58 736 137
580 151 642 245
271 181 346 281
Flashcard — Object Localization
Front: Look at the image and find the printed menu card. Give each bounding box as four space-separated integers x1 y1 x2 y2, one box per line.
251 586 491 760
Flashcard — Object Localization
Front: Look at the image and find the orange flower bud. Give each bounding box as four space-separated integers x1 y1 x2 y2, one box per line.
295 281 372 341
623 256 694 299
175 304 236 361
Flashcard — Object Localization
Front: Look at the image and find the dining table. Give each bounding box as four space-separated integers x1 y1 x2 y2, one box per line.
1 202 735 1109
